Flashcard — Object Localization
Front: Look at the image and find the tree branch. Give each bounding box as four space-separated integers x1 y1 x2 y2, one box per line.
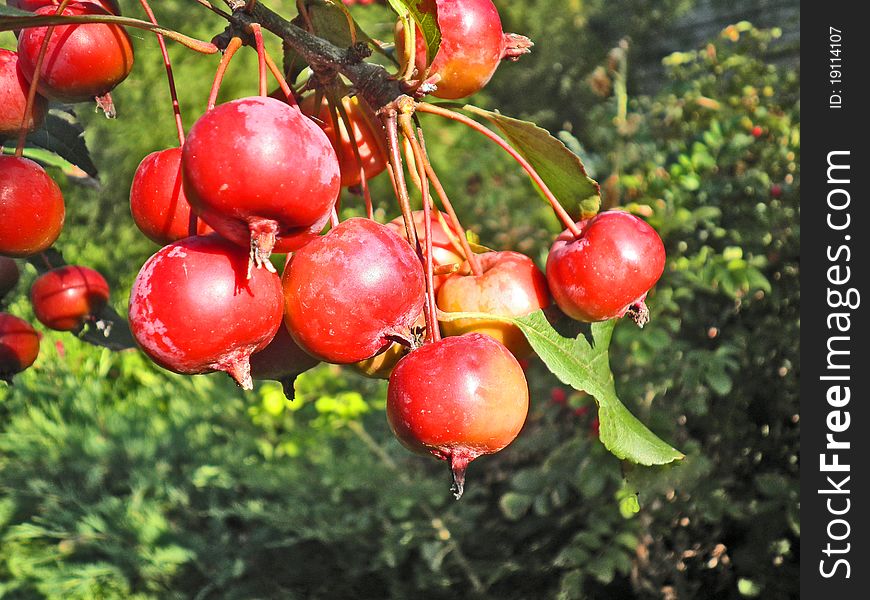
221 0 407 110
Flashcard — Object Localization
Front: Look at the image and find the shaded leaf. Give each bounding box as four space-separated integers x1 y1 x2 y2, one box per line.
462 105 601 219
25 109 98 179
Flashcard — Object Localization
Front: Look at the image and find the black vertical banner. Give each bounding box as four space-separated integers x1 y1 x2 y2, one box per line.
801 3 869 597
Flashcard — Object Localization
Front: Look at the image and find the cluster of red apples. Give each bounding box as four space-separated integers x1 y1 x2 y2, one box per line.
1 0 666 497
1 1 134 383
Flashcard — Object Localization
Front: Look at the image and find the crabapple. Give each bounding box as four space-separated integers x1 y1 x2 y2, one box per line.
30 265 110 331
395 0 532 99
0 49 46 139
130 147 213 245
181 96 340 267
387 333 529 498
128 234 283 389
546 210 665 325
0 313 40 383
17 3 134 104
437 251 550 358
0 156 65 257
300 93 388 188
283 218 425 364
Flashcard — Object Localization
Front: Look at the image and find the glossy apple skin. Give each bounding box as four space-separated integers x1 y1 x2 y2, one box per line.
182 96 340 257
546 211 666 322
17 4 134 103
0 257 20 300
0 49 47 140
0 312 40 383
283 218 425 364
30 265 110 331
0 156 65 258
7 0 120 14
437 251 550 358
130 147 213 245
250 324 320 398
387 333 529 497
128 234 284 389
397 0 508 99
385 210 464 294
300 94 388 188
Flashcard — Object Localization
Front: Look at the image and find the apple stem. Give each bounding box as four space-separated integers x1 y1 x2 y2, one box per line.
416 102 583 238
14 0 72 159
329 207 340 229
398 13 417 82
138 0 186 145
381 109 418 250
250 23 268 97
415 128 484 277
264 49 297 107
330 91 375 219
399 115 440 344
206 36 243 111
247 218 279 278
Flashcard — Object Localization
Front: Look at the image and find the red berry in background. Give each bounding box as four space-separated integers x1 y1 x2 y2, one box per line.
250 324 320 399
128 234 284 389
130 147 213 245
437 251 550 358
300 94 388 188
0 156 65 258
550 387 567 405
0 313 40 383
7 0 120 13
385 210 464 294
0 49 47 140
30 265 110 331
387 333 529 498
771 184 782 198
395 0 532 99
0 257 20 300
751 125 763 138
181 96 340 267
546 210 665 325
283 218 425 364
17 3 134 104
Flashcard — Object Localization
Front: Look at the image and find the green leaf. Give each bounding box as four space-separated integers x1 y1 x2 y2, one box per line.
461 106 601 219
25 109 99 178
437 310 683 465
511 312 683 465
386 0 441 63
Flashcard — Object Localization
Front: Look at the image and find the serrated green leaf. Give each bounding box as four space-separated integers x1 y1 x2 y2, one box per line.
461 106 601 219
437 310 683 465
512 312 683 465
386 0 440 63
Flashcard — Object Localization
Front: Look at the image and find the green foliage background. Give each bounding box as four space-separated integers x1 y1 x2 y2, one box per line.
1 1 799 598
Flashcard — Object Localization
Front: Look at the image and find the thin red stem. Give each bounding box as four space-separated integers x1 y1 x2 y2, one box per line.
417 102 582 237
382 111 418 249
400 115 439 343
250 23 268 97
16 0 72 157
416 127 483 276
264 49 297 107
332 94 374 220
206 36 243 111
138 0 185 145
